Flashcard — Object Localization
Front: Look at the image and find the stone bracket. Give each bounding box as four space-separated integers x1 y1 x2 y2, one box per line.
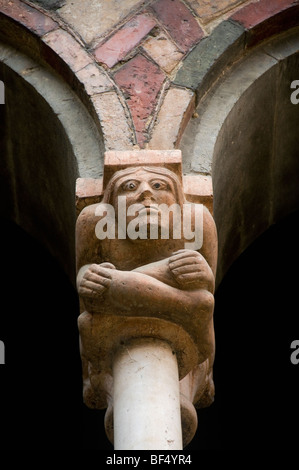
76 150 213 216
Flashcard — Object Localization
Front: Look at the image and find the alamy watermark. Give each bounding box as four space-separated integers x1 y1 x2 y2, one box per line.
0 340 5 365
0 80 4 104
290 340 299 365
290 80 299 104
94 196 204 251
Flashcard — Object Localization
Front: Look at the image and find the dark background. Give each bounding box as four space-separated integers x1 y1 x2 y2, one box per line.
0 210 298 450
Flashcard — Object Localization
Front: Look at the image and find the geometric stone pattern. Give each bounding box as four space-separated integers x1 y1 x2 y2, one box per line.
1 0 298 160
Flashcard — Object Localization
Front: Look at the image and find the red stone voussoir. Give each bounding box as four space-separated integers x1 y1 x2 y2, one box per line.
231 0 299 45
94 13 156 68
0 0 58 36
114 54 166 147
151 0 204 52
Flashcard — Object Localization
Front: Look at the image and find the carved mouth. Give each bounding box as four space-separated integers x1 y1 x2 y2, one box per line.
139 205 159 214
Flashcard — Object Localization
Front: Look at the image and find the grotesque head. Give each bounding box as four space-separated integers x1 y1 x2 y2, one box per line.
102 166 186 242
103 166 185 206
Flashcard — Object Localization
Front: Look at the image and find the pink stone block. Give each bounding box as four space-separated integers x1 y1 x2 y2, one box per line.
0 0 58 36
231 0 299 29
151 0 204 52
94 13 156 68
114 54 165 146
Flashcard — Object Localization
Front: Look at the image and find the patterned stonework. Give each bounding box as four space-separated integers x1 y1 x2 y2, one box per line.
186 0 248 23
57 0 145 45
1 0 298 153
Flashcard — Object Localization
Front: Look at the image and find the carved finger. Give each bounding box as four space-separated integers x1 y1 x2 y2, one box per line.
78 286 96 297
170 251 202 263
171 264 203 275
172 249 192 255
84 270 105 283
175 272 203 284
82 278 110 292
169 256 201 270
100 262 116 269
172 249 198 256
90 265 113 279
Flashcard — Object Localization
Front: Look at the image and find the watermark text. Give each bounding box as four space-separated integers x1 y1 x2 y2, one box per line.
0 80 4 104
290 340 299 365
106 454 192 466
290 80 299 104
94 197 203 251
0 340 5 365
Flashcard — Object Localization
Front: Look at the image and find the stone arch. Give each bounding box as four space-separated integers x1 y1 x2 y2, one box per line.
0 41 104 280
2 1 299 162
0 1 134 160
180 26 299 285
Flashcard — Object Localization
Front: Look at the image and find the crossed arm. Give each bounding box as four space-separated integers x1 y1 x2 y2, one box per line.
77 249 215 316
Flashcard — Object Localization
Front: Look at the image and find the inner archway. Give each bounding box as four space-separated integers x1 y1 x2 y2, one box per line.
180 28 299 286
0 42 103 282
179 26 299 450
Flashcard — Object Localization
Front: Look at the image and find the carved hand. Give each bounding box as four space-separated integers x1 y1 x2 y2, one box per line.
77 262 115 299
169 249 215 292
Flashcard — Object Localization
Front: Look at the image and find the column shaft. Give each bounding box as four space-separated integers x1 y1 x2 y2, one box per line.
113 338 183 450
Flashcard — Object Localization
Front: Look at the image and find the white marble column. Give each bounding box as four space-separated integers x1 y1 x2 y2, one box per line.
113 337 183 450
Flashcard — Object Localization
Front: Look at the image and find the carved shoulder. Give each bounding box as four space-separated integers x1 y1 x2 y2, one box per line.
75 203 102 272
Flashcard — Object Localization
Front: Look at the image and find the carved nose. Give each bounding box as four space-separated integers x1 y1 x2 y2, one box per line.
138 182 155 201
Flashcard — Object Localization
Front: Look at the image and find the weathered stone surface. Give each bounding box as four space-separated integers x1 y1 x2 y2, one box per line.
231 0 299 45
142 29 184 73
76 177 103 215
113 338 183 450
186 0 246 23
0 0 58 36
114 54 165 146
183 174 213 214
151 0 204 52
103 149 183 187
91 92 134 150
29 0 66 9
94 13 156 68
43 28 93 73
180 49 277 176
57 0 144 45
232 0 299 28
149 86 195 149
76 151 217 448
262 25 299 60
0 39 105 282
173 20 245 94
76 63 113 95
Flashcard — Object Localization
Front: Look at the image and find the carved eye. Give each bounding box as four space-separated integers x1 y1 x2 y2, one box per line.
122 180 138 191
151 180 167 190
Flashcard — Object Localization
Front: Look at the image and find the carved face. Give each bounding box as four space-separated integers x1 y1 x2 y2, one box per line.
112 168 177 208
110 168 182 240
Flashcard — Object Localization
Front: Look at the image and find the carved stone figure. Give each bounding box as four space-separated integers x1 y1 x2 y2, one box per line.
76 155 217 447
